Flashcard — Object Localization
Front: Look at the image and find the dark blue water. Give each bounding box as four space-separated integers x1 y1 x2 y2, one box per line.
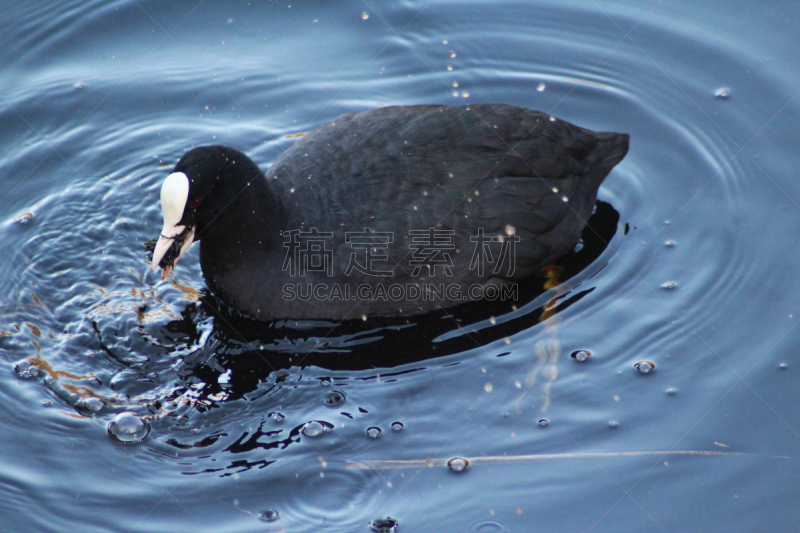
3 1 800 531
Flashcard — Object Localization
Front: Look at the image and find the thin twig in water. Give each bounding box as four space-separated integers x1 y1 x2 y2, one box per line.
346 450 789 470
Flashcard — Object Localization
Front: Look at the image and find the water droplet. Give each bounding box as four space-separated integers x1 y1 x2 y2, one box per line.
302 421 326 437
447 457 469 472
14 359 39 379
324 390 346 407
361 11 369 20
391 421 404 431
370 517 399 532
269 411 285 422
538 418 549 427
80 397 104 412
609 421 619 428
107 412 150 444
778 363 788 370
366 426 382 438
634 361 656 374
258 509 279 522
571 349 591 362
714 88 730 99
536 82 546 92
666 388 677 394
661 282 677 290
665 240 675 248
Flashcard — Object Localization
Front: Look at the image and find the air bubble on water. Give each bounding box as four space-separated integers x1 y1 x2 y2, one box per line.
634 361 655 374
80 397 104 412
370 517 399 532
665 240 675 248
258 509 279 522
302 421 326 437
447 457 469 472
14 360 39 379
714 88 730 99
667 388 677 394
778 363 788 370
571 349 591 362
324 390 346 407
269 411 285 422
609 421 619 428
538 418 549 427
661 282 676 290
573 239 584 252
536 83 546 92
366 426 382 438
107 412 150 444
361 12 369 20
391 421 404 432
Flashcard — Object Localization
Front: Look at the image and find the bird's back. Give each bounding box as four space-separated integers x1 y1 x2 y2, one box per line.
267 104 627 289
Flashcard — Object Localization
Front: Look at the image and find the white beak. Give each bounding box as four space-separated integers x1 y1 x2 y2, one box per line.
151 172 196 280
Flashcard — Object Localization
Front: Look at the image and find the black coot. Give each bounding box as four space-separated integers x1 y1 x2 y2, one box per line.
151 104 628 320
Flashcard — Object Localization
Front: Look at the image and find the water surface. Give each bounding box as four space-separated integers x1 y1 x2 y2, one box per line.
2 1 800 532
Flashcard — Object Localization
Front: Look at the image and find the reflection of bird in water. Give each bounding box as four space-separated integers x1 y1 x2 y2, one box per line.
515 265 569 415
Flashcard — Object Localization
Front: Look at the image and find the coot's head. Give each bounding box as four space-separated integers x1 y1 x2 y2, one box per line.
151 145 262 279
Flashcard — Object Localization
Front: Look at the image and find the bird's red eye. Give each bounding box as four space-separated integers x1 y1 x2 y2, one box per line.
190 198 202 208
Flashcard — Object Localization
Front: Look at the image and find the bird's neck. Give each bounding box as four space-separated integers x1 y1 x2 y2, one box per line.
198 176 284 276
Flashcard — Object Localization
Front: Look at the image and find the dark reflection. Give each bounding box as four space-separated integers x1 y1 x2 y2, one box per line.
157 201 619 403
132 201 622 465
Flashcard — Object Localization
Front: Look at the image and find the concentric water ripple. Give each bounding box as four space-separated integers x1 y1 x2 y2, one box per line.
2 1 800 532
